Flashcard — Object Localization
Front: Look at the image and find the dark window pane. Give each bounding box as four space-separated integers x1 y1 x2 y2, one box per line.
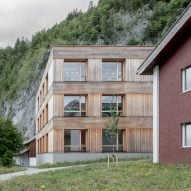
64 130 70 145
102 129 114 145
81 130 86 152
102 129 123 152
81 112 86 117
102 96 122 117
118 130 123 145
118 103 122 111
64 112 81 117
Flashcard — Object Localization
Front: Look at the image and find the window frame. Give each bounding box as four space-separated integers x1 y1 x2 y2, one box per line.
102 95 123 117
64 95 86 117
63 61 87 82
102 61 123 81
64 129 86 152
182 66 191 93
182 123 191 148
102 129 124 152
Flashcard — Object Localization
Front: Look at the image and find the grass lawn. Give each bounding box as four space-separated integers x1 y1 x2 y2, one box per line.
37 158 115 168
1 159 191 191
0 166 27 175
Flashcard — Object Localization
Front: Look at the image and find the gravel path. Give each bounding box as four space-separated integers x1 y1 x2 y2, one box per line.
0 165 86 181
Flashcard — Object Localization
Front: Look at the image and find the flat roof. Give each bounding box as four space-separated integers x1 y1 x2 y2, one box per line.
51 45 154 59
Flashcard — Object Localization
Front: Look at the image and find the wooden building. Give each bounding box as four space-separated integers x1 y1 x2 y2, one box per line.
14 136 36 166
36 46 153 164
137 5 191 163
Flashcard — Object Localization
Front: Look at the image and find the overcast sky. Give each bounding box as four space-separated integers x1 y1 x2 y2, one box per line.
0 0 98 47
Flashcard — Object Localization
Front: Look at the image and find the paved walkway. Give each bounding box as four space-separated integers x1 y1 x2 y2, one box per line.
0 165 86 181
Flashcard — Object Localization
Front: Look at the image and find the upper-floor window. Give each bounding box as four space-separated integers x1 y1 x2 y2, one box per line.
102 61 122 81
182 123 191 147
64 62 86 81
182 66 191 92
102 95 122 117
64 96 86 117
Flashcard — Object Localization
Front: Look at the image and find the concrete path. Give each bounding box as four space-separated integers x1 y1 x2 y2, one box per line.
0 165 86 181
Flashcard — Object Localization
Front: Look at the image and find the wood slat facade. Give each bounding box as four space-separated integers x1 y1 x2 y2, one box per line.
36 46 153 161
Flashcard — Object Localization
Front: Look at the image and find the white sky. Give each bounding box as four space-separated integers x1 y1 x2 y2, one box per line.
0 0 98 47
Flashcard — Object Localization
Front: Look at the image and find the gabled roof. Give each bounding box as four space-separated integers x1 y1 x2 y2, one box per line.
137 4 191 75
23 136 36 145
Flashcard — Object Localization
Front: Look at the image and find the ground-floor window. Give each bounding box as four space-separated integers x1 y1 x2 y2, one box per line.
182 123 191 147
64 130 86 152
102 129 123 152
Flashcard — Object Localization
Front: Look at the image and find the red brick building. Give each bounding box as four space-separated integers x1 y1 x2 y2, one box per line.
137 5 191 163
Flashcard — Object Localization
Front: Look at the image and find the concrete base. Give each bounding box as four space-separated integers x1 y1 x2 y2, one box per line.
37 152 152 165
29 157 36 166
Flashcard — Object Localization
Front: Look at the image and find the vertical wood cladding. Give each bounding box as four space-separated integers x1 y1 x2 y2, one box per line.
88 59 102 81
87 128 102 152
87 94 101 117
126 94 152 116
36 46 153 154
54 59 63 82
125 128 153 152
53 129 64 152
125 59 152 82
54 94 63 117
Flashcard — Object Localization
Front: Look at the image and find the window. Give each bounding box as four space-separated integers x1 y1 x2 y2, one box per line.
102 95 122 117
182 66 191 92
64 62 86 81
102 129 123 152
45 74 48 95
182 123 191 147
64 130 86 152
102 61 122 81
64 96 86 117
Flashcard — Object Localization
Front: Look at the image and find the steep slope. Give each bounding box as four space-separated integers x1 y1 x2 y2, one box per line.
0 0 190 138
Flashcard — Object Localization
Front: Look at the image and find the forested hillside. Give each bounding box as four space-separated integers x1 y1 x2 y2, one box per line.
0 0 190 138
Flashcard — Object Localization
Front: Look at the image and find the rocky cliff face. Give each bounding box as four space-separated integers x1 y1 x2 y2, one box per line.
3 65 43 139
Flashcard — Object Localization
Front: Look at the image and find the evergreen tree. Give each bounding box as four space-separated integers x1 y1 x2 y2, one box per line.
0 117 23 166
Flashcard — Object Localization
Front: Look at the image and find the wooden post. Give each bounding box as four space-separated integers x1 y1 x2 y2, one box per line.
116 155 118 167
107 154 110 168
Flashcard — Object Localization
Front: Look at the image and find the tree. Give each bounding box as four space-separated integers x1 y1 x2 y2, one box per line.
88 0 95 11
0 117 23 166
105 96 120 153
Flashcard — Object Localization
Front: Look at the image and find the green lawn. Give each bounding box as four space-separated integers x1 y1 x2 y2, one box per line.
0 166 26 175
1 159 191 191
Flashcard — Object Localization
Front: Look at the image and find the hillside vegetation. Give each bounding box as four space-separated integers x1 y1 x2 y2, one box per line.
0 0 190 137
